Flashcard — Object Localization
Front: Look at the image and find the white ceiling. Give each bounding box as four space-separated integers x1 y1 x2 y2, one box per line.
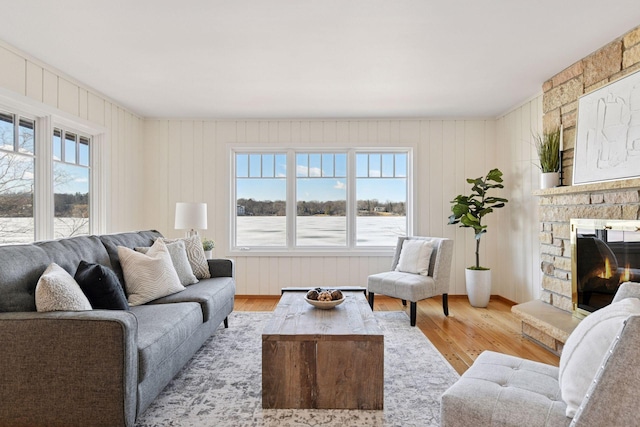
1 1 639 119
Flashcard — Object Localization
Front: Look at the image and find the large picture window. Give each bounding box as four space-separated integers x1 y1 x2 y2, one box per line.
232 148 410 251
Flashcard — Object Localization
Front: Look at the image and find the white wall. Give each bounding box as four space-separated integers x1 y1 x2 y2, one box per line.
143 119 508 296
494 95 543 302
0 41 146 233
0 39 545 301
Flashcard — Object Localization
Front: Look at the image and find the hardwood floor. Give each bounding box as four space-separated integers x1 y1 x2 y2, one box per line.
234 294 559 375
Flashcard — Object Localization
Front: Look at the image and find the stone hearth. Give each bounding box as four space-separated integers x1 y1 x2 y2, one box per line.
512 178 640 355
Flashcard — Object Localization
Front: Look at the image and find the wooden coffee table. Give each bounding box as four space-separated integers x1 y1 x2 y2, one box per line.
262 289 384 410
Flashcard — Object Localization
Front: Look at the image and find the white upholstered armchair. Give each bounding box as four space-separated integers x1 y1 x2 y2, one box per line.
367 236 454 326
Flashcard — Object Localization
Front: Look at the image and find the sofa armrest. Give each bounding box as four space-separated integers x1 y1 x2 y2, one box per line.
208 258 234 278
572 315 640 426
0 310 138 427
612 281 640 303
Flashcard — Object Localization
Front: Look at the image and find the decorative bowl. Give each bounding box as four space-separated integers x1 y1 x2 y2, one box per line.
304 296 346 309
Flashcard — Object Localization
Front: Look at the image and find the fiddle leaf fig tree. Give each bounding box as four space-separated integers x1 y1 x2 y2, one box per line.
448 168 508 270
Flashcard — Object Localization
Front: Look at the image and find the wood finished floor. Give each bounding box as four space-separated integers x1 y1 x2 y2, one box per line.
234 294 559 375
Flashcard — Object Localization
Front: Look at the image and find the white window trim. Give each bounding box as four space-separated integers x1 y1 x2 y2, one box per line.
229 146 413 257
0 87 108 241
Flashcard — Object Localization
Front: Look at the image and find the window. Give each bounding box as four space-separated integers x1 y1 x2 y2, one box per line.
53 128 90 238
235 152 287 247
0 98 103 245
356 152 407 246
297 153 347 246
0 112 36 244
232 148 410 251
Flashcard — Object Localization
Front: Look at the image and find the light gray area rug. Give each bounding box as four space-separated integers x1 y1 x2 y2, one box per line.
135 311 459 427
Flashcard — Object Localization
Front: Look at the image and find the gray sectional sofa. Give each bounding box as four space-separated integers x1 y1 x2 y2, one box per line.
0 230 236 427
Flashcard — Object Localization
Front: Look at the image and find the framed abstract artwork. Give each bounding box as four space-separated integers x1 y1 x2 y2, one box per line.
573 69 640 185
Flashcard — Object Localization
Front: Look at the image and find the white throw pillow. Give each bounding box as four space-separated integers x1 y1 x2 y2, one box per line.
559 297 640 417
160 235 211 279
35 263 92 312
135 240 198 286
118 239 185 306
395 239 433 276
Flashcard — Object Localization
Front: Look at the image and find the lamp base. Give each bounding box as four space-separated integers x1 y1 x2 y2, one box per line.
186 229 199 238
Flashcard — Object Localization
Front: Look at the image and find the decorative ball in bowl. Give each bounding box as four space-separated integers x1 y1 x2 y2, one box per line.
305 288 345 309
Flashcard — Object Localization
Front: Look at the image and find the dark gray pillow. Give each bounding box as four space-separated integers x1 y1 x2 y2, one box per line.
74 261 130 310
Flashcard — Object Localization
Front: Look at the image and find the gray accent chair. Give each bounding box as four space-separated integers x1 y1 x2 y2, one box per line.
367 236 454 326
440 282 640 427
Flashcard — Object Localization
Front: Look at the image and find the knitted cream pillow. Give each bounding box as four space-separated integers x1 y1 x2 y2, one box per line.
35 263 92 312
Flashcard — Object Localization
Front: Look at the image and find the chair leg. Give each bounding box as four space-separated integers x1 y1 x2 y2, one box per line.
410 301 417 326
368 292 375 310
402 299 407 306
224 317 229 328
442 293 449 316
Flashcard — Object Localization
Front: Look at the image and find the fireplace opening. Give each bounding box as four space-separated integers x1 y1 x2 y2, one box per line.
571 219 640 318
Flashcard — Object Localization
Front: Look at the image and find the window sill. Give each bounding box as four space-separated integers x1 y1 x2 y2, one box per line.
227 248 395 257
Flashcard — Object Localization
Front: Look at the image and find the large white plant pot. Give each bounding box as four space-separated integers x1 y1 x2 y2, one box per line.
540 172 559 189
465 268 492 308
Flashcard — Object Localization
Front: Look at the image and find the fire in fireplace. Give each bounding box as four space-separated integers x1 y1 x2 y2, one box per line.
571 219 640 318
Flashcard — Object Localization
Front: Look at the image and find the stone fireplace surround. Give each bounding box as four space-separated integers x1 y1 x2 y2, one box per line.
512 178 640 355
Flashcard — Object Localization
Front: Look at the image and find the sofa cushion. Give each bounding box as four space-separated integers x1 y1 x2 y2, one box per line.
135 240 198 286
131 302 203 382
0 243 50 312
559 297 640 417
35 235 112 276
441 351 569 427
150 277 236 322
160 235 211 279
395 239 433 275
74 261 130 310
99 230 164 286
118 240 185 306
368 270 435 302
35 263 92 312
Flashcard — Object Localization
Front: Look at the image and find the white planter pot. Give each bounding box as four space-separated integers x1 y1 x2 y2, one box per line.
465 268 492 308
204 250 213 259
540 172 559 189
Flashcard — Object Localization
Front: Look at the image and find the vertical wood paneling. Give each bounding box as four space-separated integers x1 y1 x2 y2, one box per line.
58 78 79 116
42 70 58 107
0 45 25 95
1 41 147 236
428 121 443 236
25 61 43 102
87 93 105 126
496 95 543 303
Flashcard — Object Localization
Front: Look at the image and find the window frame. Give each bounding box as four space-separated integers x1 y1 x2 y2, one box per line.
230 147 413 256
0 89 107 243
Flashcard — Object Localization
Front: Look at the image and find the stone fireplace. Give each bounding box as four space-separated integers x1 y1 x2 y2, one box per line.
512 178 640 355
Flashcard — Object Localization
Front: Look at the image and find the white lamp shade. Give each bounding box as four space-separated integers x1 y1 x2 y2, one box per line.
175 202 207 230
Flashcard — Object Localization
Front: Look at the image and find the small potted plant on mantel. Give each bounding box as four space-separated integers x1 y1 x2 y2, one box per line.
534 128 561 189
448 168 509 307
202 238 215 259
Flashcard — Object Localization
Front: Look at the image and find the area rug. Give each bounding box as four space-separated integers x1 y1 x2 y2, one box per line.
135 311 459 427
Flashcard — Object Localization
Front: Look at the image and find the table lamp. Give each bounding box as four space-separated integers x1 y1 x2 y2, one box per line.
175 202 207 237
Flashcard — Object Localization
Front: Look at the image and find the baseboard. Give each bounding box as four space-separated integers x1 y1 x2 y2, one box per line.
235 294 517 305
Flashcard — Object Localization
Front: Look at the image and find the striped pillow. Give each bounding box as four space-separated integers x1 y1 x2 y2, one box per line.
118 239 185 306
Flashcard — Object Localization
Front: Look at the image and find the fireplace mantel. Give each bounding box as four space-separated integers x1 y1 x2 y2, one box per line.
532 177 640 197
512 178 640 354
